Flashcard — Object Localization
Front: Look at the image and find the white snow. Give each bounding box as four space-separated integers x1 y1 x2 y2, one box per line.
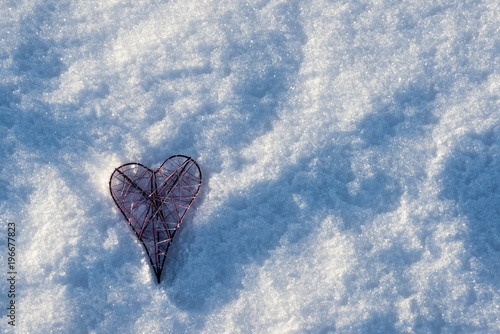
0 0 499 332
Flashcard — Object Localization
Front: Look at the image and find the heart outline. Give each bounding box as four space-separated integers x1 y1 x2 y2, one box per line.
109 155 202 283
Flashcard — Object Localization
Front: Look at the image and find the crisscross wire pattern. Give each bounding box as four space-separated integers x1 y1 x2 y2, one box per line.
109 155 202 283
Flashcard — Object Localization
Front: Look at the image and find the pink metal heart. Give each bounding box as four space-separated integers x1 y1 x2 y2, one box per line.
109 155 202 283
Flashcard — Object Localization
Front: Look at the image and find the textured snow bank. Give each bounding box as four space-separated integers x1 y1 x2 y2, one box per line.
0 0 499 332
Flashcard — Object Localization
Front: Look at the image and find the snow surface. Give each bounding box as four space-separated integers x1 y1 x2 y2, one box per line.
0 0 499 332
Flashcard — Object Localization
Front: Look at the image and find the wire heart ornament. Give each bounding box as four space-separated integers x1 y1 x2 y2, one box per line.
109 155 202 283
